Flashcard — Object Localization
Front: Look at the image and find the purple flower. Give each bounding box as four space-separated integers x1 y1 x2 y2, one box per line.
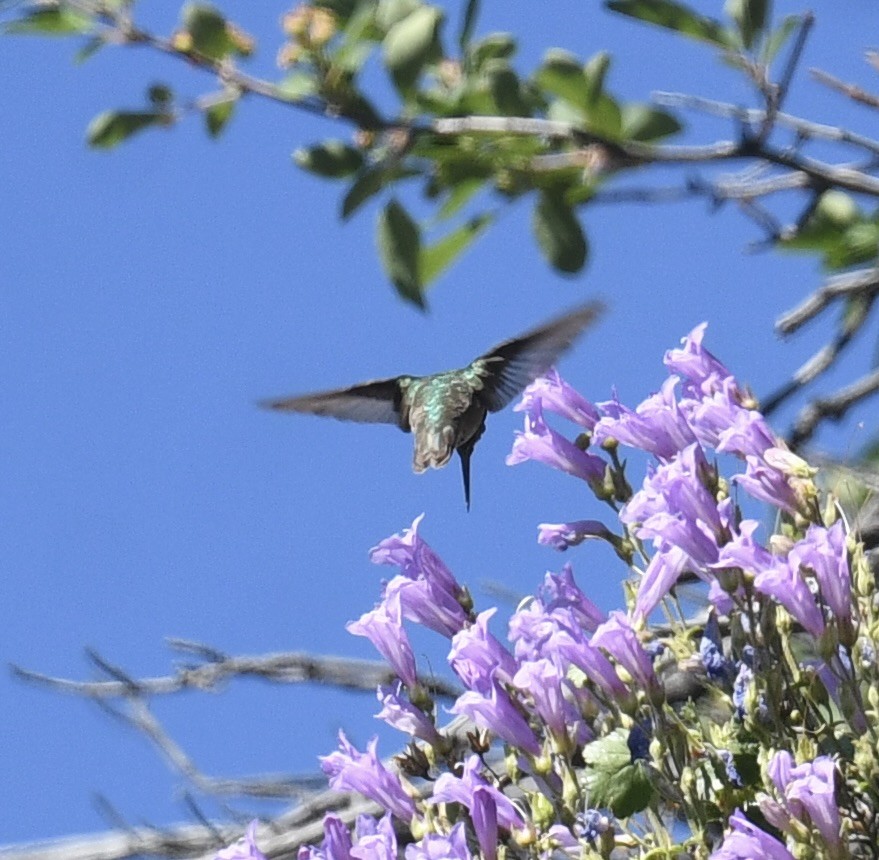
404 824 471 860
634 544 692 621
592 612 660 698
320 731 416 822
573 809 612 842
754 560 825 639
735 454 802 516
376 683 441 746
789 522 853 640
536 564 605 633
700 613 732 682
218 822 267 860
450 677 542 755
664 323 735 399
384 574 468 639
711 519 773 575
514 369 600 430
537 519 613 551
764 752 842 851
350 815 397 860
507 400 605 483
299 815 361 860
627 720 651 762
432 756 526 850
594 377 697 460
512 657 579 742
370 515 461 600
347 591 418 688
710 810 795 860
449 608 518 692
732 662 753 720
718 750 743 787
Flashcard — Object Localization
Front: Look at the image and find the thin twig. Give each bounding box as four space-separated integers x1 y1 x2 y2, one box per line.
790 367 879 447
811 67 879 110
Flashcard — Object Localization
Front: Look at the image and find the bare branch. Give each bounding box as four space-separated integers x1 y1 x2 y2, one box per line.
790 367 879 447
776 267 879 335
11 646 461 700
811 67 879 110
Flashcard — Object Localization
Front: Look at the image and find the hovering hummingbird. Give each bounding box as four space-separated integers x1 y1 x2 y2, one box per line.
261 301 602 509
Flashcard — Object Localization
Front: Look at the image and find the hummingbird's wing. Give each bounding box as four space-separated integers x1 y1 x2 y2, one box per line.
259 378 407 427
471 301 603 412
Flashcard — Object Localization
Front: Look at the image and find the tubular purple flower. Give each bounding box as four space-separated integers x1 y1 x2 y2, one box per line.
537 520 613 551
512 657 572 740
735 455 802 515
449 608 518 692
766 752 842 851
319 732 416 822
470 787 500 860
404 824 472 860
754 561 825 639
384 574 468 639
431 755 526 832
594 377 697 460
506 400 605 483
711 520 773 575
514 369 600 430
710 810 795 860
789 522 853 636
218 822 268 860
376 683 441 746
664 323 735 399
450 677 542 755
634 544 691 621
592 611 660 697
347 591 418 688
370 515 460 598
350 814 397 860
299 815 356 860
537 564 605 632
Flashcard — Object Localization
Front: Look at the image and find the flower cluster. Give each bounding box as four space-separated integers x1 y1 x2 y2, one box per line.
217 327 878 859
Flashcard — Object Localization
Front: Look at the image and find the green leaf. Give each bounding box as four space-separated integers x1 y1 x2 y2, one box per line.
382 5 443 92
585 93 623 139
148 84 174 108
459 0 480 51
581 731 656 818
535 50 590 113
205 98 236 138
378 199 424 307
74 36 105 64
438 177 485 220
420 214 490 285
621 104 682 141
342 165 390 218
3 7 94 35
86 110 165 149
761 14 799 63
182 2 246 61
277 73 318 102
583 51 611 104
532 191 588 273
375 0 422 33
725 0 768 50
606 0 735 48
294 140 364 177
485 60 529 116
466 32 515 71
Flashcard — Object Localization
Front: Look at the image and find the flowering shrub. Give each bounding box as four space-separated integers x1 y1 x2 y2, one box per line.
219 326 879 859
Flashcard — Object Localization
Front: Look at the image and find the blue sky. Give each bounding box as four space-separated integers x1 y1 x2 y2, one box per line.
2 0 877 846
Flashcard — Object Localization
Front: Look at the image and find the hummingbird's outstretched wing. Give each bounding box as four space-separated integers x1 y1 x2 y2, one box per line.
259 378 407 427
472 301 603 412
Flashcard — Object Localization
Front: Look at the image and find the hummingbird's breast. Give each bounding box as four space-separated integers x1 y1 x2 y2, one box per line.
406 372 486 473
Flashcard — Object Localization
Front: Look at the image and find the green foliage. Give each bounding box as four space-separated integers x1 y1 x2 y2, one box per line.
533 191 589 273
377 198 423 306
605 0 735 48
180 3 252 61
781 191 879 271
295 141 365 177
205 97 237 137
2 6 93 36
382 5 444 95
87 110 171 149
581 730 656 817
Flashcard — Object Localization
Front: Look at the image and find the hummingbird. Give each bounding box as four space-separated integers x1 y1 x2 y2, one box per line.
261 301 602 510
